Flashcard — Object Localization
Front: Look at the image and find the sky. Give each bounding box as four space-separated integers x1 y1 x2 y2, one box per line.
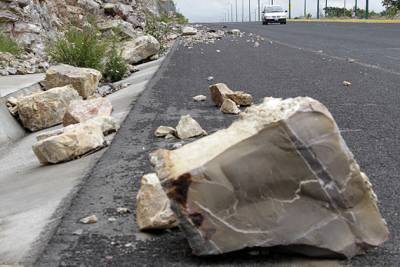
175 0 386 22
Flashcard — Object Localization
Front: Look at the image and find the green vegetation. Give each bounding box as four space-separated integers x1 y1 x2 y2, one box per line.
47 24 128 82
0 32 22 55
103 38 128 83
47 25 107 71
382 0 400 12
145 15 171 54
324 7 382 18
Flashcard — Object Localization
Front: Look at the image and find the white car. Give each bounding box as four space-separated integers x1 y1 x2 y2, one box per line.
262 5 287 25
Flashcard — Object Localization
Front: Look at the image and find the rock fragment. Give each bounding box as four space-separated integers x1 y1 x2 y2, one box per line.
182 26 198 36
79 215 98 224
150 97 389 258
343 81 352 86
209 83 234 107
32 120 105 164
136 173 177 231
45 64 102 98
17 85 81 131
193 95 207 102
175 115 207 139
63 97 113 126
220 99 241 114
121 35 160 64
227 91 253 106
154 126 176 137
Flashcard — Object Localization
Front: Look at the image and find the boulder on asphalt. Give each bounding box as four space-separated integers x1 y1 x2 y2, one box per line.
79 215 98 224
63 97 113 126
227 91 253 106
155 126 176 137
228 29 241 36
136 173 178 231
45 64 102 98
150 97 389 258
209 83 234 107
220 99 241 114
182 26 198 36
32 120 105 164
121 35 160 64
176 115 207 139
17 85 81 131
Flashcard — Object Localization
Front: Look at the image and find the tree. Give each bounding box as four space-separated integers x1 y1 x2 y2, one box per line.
382 0 400 10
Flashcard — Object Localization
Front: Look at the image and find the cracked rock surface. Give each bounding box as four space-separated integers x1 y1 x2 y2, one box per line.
150 97 389 258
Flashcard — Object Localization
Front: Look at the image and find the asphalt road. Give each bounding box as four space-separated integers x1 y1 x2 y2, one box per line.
37 22 400 266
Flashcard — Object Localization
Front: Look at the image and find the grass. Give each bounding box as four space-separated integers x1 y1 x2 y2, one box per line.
0 32 22 55
145 16 171 54
103 37 128 83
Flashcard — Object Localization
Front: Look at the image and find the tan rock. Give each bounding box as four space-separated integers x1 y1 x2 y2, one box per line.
85 116 119 136
193 95 207 102
17 85 81 131
121 35 160 64
136 173 177 231
220 99 241 114
176 115 207 139
182 26 198 36
45 64 102 98
209 83 234 107
79 215 98 224
63 97 113 126
227 91 253 106
32 121 105 164
150 97 389 258
343 81 352 86
155 126 176 137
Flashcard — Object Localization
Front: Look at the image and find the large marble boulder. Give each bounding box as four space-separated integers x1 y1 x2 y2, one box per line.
17 85 81 131
45 64 102 98
32 120 105 164
63 97 113 126
150 97 389 258
136 173 178 231
121 35 160 64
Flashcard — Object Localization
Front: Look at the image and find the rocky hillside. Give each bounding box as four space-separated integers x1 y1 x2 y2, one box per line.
0 0 176 54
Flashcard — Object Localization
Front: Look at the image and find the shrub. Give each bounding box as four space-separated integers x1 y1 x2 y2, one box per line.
0 32 22 55
145 16 170 53
47 25 107 71
103 40 128 83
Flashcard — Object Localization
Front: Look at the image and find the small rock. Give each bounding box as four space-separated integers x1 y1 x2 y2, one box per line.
125 243 133 248
216 49 221 53
254 42 260 48
108 217 117 222
193 95 207 102
79 215 98 224
209 83 234 107
220 99 241 114
227 91 253 106
347 58 355 63
343 81 352 86
176 115 207 139
165 133 176 140
73 229 84 235
182 26 198 36
172 142 183 149
136 173 177 230
207 76 214 81
105 255 113 262
228 29 241 36
116 207 131 214
154 126 176 138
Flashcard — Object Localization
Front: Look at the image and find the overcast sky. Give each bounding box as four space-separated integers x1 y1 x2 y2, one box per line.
175 0 385 22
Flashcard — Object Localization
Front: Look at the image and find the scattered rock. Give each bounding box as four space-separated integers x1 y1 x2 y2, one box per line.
228 29 240 36
220 99 241 114
175 115 207 139
84 116 119 136
182 26 198 36
32 120 105 164
150 97 389 257
63 97 113 126
116 207 131 214
209 83 234 107
227 91 253 106
347 58 355 63
45 64 102 98
108 217 117 222
121 35 161 64
155 126 176 137
343 81 352 86
207 76 214 81
136 173 177 230
254 41 260 48
79 215 98 224
193 95 207 102
17 85 81 131
73 229 84 235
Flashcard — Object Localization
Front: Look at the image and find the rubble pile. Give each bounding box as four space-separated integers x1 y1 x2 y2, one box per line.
140 94 388 259
181 25 225 47
0 52 49 75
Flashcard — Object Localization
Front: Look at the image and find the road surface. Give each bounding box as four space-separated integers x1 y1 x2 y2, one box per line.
37 22 400 266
